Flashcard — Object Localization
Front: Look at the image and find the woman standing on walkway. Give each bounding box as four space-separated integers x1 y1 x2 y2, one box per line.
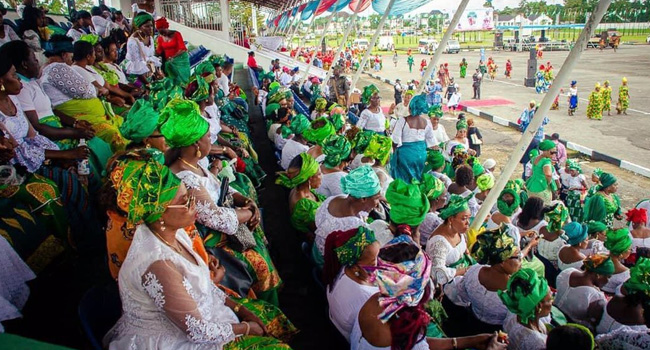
459 58 468 78
587 83 603 120
390 94 437 183
526 139 556 205
583 172 622 229
467 118 483 157
407 53 414 73
505 59 512 79
617 77 629 115
568 80 578 116
601 80 612 116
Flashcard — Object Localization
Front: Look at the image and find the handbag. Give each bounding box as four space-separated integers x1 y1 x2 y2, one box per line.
470 133 482 145
218 177 257 252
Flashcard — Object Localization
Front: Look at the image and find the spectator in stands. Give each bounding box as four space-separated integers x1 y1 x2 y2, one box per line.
126 12 161 84
0 4 20 47
67 10 92 42
155 17 190 85
551 133 567 166
90 6 111 37
131 0 157 18
218 61 233 94
112 10 131 34
19 5 47 65
247 51 262 72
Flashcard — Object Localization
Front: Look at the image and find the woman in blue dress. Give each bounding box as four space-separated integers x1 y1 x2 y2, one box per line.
568 80 578 116
535 65 548 94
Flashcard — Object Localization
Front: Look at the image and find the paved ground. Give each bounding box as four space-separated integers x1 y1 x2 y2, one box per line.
362 44 650 169
357 74 650 212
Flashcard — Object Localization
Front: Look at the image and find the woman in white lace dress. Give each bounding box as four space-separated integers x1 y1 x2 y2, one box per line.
498 268 553 350
160 100 282 306
104 152 289 350
426 194 474 306
458 226 522 330
601 228 633 294
554 254 613 328
125 13 161 84
313 165 382 267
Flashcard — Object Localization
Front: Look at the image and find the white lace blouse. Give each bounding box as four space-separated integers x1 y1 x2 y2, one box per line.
176 166 239 236
40 62 97 107
357 108 386 133
503 312 547 350
0 236 35 332
554 268 606 324
425 234 467 285
596 327 650 350
315 171 346 198
105 225 238 349
457 264 508 326
601 270 630 295
597 304 649 335
314 195 368 256
391 117 437 148
419 212 443 247
125 36 162 75
327 272 379 342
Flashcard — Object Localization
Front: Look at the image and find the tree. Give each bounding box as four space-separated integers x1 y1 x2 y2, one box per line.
368 14 381 29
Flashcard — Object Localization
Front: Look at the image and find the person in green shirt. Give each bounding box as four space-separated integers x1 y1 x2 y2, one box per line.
583 172 622 229
526 139 557 205
407 54 414 73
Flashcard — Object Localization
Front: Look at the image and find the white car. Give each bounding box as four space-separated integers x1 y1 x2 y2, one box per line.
444 40 461 54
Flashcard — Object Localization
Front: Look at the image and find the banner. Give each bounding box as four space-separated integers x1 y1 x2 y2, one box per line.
349 0 372 13
371 0 431 16
451 8 494 31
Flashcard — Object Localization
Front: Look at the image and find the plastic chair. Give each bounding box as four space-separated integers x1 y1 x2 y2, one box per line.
78 283 122 350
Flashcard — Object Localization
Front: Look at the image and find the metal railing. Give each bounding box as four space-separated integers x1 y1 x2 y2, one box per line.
159 0 223 31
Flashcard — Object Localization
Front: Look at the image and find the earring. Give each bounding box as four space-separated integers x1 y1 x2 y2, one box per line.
196 146 202 158
160 219 166 231
354 271 360 277
0 85 4 92
145 143 151 149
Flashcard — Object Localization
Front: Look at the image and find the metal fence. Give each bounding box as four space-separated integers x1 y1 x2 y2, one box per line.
159 0 223 31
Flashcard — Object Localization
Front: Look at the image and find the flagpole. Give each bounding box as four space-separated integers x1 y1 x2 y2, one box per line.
470 0 614 232
349 0 398 104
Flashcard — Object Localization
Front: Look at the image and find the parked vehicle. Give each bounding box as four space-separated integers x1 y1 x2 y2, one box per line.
418 39 438 54
444 39 461 53
353 39 370 50
378 36 395 51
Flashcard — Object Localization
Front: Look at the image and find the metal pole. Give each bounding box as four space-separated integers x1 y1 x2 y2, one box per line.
470 0 613 232
281 0 300 36
299 10 339 84
417 0 471 94
323 0 365 83
349 0 398 100
276 0 296 36
271 2 291 36
289 0 326 61
286 1 305 46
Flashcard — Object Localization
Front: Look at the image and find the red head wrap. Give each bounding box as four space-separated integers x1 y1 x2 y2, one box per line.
627 208 648 225
155 17 169 30
323 228 362 289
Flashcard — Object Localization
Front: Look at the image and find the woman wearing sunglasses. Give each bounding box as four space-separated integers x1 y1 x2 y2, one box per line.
526 139 558 205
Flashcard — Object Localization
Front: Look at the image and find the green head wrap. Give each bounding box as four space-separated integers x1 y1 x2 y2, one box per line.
598 172 617 190
340 165 381 199
622 257 650 298
419 173 445 201
269 81 280 90
471 224 519 265
185 75 210 102
425 150 446 172
428 104 443 118
315 97 328 112
456 119 468 130
284 90 293 100
159 99 210 149
260 71 275 82
593 168 603 178
78 33 100 46
568 162 582 173
497 188 521 217
538 139 556 151
587 221 607 236
133 13 153 28
328 113 345 132
453 144 467 156
404 90 416 97
194 61 216 83
361 84 379 105
119 99 159 143
440 194 472 220
505 179 522 194
334 227 378 267
545 202 569 232
268 86 289 104
529 149 539 160
604 228 633 256
109 149 180 226
476 173 495 192
303 118 335 145
582 254 615 275
353 130 374 153
208 54 225 67
265 103 281 119
275 153 319 188
386 179 430 226
564 222 588 246
498 268 549 324
150 78 184 111
363 134 392 165
408 94 428 116
281 114 311 138
322 135 352 169
472 161 485 177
